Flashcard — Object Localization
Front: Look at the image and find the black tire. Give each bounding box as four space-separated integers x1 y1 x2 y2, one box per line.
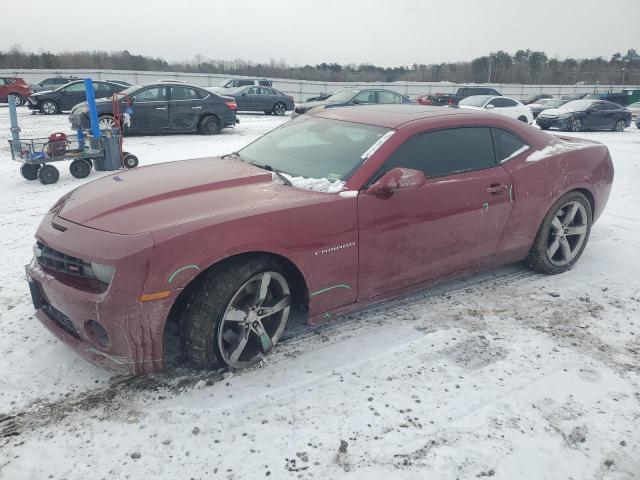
539 125 549 130
518 116 528 123
40 100 59 115
182 256 291 369
37 164 60 185
612 119 626 132
526 191 593 274
567 117 583 132
20 164 40 181
273 102 287 116
198 115 221 135
122 153 139 169
69 159 92 179
10 94 25 107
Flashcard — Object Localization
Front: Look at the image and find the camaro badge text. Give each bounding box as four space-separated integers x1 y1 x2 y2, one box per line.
314 242 356 256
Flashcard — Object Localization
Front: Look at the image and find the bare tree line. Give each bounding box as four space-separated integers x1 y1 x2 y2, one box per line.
1 46 638 85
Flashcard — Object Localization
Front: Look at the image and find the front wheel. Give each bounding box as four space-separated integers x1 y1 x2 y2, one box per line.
40 100 59 115
567 118 583 132
182 257 292 369
526 191 592 274
273 102 287 116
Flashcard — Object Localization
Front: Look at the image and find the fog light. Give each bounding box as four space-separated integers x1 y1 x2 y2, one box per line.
85 320 110 348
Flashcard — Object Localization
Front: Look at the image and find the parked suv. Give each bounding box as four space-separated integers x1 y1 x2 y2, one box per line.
583 92 631 107
217 78 273 88
32 76 79 92
0 77 32 106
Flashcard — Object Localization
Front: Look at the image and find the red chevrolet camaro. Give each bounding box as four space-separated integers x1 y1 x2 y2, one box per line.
26 105 613 374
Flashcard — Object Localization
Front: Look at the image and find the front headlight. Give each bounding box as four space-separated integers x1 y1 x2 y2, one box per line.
90 262 116 284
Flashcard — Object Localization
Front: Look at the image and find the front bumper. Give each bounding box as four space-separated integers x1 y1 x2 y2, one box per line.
25 213 174 375
536 116 569 130
26 97 41 110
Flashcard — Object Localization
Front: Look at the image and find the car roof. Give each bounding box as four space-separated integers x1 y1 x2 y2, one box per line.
314 104 474 128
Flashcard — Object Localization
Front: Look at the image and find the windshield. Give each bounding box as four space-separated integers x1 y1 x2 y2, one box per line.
545 99 568 108
559 100 594 111
325 88 358 103
459 95 492 107
238 116 392 184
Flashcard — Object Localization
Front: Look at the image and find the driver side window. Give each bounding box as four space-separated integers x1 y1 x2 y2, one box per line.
132 87 168 102
64 83 86 92
354 91 376 104
380 127 497 179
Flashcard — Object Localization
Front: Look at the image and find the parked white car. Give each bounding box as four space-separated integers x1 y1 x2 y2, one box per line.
458 95 534 124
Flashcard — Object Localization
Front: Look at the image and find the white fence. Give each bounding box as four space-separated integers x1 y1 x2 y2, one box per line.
2 69 638 103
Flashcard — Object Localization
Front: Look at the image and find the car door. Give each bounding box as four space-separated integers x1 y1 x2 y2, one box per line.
352 90 376 105
357 126 514 299
128 86 169 133
169 86 206 131
58 82 86 111
584 102 608 129
261 87 279 110
600 102 622 128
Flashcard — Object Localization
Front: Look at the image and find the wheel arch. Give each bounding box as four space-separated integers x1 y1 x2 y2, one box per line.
163 250 309 353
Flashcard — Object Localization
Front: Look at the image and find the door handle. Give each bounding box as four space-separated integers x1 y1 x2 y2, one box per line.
192 106 202 110
486 184 508 194
155 107 167 110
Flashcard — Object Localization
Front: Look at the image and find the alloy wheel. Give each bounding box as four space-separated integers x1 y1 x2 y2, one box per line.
546 201 588 266
569 118 583 132
273 103 286 116
42 101 57 114
99 117 117 130
217 271 291 368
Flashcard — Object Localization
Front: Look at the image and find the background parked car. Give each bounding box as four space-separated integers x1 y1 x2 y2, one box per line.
536 99 631 132
458 95 533 123
413 94 441 105
626 101 640 121
107 79 132 86
584 92 631 106
215 86 294 115
561 93 588 101
27 80 127 114
529 98 571 118
430 86 501 106
0 77 32 106
293 88 413 117
32 76 79 92
69 82 238 135
522 93 553 105
215 78 273 88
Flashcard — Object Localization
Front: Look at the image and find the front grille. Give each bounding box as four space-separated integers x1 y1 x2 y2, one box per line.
35 241 97 281
42 303 81 338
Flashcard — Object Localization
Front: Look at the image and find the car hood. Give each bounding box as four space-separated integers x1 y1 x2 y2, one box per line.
296 99 341 110
57 157 325 235
457 104 485 111
538 108 574 117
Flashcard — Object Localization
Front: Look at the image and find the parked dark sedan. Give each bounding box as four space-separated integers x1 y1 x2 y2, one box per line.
69 82 237 135
28 80 127 114
214 86 295 115
522 93 553 105
536 99 631 132
293 88 413 117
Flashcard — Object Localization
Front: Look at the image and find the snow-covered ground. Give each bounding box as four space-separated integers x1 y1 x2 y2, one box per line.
0 106 639 480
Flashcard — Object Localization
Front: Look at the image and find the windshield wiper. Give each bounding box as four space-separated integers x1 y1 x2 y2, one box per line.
251 162 292 186
221 151 242 160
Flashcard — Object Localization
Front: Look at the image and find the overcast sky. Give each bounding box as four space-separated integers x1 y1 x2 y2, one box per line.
2 0 638 66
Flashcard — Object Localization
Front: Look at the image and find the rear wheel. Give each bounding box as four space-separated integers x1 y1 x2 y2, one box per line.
40 100 59 115
198 115 220 135
10 94 25 107
182 257 292 369
567 118 583 132
69 159 92 179
273 102 287 116
20 164 40 181
613 119 626 132
526 191 592 274
37 164 60 185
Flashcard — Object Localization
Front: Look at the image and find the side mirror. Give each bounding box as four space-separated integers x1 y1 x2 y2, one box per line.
485 104 495 110
366 167 427 196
